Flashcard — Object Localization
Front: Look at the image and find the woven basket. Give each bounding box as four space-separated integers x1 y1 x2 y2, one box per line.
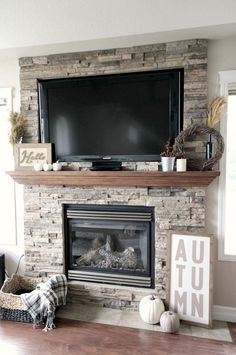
0 274 48 323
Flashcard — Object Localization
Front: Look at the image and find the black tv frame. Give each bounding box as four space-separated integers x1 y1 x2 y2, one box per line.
38 68 184 170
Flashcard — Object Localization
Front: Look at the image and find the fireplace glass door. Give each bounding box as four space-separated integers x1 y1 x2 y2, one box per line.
64 205 154 288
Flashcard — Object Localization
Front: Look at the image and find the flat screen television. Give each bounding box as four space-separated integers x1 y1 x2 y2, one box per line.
38 68 183 170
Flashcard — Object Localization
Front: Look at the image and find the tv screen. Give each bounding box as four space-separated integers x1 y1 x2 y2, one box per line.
38 69 183 165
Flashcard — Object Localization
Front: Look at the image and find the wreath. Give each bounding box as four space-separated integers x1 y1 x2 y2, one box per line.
174 124 224 171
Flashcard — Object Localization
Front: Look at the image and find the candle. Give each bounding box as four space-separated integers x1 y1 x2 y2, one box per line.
176 159 187 172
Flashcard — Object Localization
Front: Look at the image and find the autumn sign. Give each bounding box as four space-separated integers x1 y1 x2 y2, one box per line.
168 232 213 327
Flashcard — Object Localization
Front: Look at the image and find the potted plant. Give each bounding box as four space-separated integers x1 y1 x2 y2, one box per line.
160 139 176 172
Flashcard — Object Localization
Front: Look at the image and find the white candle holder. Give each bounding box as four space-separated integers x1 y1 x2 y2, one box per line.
176 158 187 172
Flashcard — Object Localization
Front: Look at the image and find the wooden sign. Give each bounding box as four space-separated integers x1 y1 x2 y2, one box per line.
167 231 213 328
14 143 52 170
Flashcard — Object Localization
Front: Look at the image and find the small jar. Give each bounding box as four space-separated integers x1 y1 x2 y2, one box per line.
176 158 187 172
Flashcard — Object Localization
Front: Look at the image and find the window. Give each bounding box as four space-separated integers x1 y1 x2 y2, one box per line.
0 88 16 245
218 71 236 260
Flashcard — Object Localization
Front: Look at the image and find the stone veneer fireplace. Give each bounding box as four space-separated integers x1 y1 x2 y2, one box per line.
20 38 208 310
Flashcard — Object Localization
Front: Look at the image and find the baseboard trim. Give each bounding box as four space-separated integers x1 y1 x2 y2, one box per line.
213 305 236 322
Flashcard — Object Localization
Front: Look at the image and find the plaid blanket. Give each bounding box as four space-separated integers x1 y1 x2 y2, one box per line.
21 274 67 331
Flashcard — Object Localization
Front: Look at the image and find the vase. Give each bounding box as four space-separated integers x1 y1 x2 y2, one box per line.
161 157 176 172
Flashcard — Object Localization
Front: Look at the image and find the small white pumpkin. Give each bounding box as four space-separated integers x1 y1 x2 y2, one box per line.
33 162 43 171
43 163 53 171
139 295 165 324
52 162 62 171
160 311 180 333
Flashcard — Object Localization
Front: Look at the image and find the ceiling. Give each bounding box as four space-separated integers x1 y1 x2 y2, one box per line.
1 0 236 60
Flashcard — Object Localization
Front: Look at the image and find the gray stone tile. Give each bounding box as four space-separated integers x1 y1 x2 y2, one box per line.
190 320 232 342
56 304 232 342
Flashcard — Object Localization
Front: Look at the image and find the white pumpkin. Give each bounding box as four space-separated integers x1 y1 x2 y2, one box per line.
160 311 180 333
52 162 62 171
139 295 165 324
43 163 53 171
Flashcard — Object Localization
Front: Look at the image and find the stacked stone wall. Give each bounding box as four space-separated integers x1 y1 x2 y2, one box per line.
20 39 208 309
24 185 205 309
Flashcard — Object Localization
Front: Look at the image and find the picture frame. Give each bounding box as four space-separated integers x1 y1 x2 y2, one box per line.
14 143 52 170
167 231 213 328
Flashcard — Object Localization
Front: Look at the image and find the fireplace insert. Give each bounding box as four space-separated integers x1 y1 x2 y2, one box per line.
64 204 155 288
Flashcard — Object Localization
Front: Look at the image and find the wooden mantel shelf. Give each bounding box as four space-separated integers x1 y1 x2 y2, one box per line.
6 170 220 188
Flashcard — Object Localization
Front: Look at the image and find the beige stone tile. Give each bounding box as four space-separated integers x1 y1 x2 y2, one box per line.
56 304 232 342
190 320 232 342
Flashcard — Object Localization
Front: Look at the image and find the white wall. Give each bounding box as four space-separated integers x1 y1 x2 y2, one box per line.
0 58 25 276
207 36 236 307
1 0 236 49
1 0 236 60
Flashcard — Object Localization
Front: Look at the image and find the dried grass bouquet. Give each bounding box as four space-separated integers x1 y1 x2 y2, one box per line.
9 111 27 145
207 96 226 128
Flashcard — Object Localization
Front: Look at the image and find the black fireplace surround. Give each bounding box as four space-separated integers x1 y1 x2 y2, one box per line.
64 204 155 288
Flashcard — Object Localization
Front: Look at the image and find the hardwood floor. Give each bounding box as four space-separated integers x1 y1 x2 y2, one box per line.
0 318 235 355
